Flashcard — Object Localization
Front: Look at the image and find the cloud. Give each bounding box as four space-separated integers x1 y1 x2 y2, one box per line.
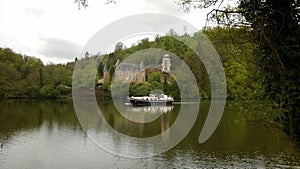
0 0 205 64
38 37 81 60
25 7 44 18
144 0 181 15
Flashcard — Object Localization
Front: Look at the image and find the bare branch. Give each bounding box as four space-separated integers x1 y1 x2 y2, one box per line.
74 0 116 10
75 0 88 10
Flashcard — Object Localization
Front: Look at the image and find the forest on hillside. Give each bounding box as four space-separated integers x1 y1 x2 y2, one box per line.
0 48 74 99
0 27 263 101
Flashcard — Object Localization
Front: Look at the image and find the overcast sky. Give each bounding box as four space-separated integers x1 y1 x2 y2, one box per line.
0 0 212 64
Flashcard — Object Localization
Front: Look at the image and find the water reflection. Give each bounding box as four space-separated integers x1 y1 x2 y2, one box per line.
122 105 174 124
0 100 80 138
77 100 185 157
126 105 174 114
0 100 299 168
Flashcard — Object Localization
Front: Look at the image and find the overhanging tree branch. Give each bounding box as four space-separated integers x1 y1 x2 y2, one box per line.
74 0 116 10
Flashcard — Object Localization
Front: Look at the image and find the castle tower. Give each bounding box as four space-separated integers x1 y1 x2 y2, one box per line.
136 60 146 82
103 63 109 82
162 54 171 73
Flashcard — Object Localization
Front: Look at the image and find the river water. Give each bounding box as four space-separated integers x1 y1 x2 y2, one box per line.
0 100 299 168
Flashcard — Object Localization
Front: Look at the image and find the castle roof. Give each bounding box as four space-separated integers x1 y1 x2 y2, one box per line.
139 60 144 70
116 63 138 71
103 63 108 72
115 59 120 67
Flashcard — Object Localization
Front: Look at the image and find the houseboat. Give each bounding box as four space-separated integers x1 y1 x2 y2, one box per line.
127 94 174 106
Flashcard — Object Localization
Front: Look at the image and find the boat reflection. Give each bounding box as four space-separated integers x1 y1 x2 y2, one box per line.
126 105 174 114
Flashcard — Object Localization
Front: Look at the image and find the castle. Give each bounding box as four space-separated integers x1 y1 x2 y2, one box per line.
100 54 171 83
114 60 146 82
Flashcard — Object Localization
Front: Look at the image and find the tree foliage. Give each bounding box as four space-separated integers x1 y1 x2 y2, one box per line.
179 0 300 142
0 48 73 99
239 0 300 141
